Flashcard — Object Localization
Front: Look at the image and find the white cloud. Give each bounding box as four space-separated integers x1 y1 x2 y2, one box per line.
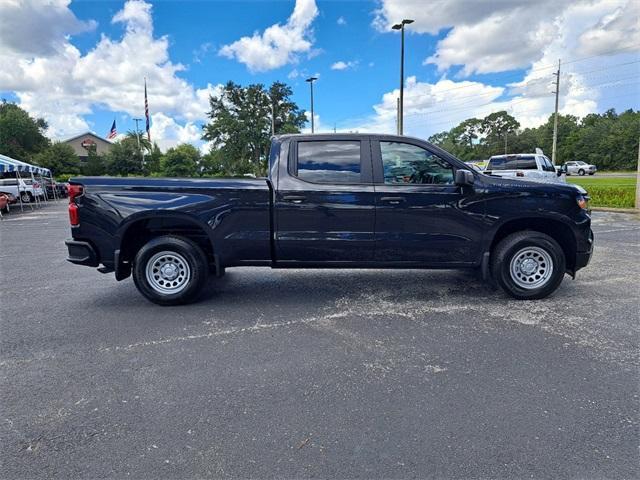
0 0 96 56
219 0 318 72
374 0 639 76
577 1 640 56
331 60 358 71
0 0 223 150
149 112 202 151
193 42 214 64
337 16 347 26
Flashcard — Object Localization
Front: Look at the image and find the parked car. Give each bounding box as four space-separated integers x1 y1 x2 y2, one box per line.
0 177 38 203
485 154 563 183
65 134 593 305
41 178 68 198
0 191 17 206
0 193 9 214
563 161 597 176
465 161 485 172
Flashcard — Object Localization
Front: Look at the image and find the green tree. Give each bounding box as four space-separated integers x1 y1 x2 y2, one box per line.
144 142 163 175
105 138 144 176
82 148 106 176
33 142 81 175
0 100 50 161
200 149 225 176
161 144 200 177
481 111 520 156
202 81 306 176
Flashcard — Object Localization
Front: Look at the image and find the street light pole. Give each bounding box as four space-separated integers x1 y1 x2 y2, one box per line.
305 77 317 133
392 18 413 135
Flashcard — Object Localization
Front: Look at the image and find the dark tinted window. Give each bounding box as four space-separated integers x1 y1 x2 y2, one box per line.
380 142 453 185
489 155 537 170
541 156 555 172
296 141 361 184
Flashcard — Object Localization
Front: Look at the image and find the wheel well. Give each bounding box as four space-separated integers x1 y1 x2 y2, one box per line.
119 217 215 268
490 218 577 271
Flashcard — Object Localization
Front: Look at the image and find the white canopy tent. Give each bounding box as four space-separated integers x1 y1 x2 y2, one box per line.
0 153 59 212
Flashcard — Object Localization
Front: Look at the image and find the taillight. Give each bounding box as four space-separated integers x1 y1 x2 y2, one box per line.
68 184 83 203
68 184 83 226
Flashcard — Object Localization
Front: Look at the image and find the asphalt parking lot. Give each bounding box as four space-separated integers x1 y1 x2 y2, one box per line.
1 202 639 479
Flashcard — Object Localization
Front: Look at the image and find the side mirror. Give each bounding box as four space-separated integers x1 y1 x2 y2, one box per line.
455 169 475 186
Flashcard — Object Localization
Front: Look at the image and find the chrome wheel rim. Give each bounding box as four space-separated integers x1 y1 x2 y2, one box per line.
509 247 553 289
145 251 190 295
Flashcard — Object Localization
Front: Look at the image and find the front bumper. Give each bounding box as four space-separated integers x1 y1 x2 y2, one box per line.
65 238 99 267
575 228 594 271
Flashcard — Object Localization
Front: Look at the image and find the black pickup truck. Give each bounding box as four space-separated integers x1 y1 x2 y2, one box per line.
65 134 593 305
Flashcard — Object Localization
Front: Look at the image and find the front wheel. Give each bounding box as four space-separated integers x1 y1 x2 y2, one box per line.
133 236 209 306
578 169 585 176
491 231 566 300
20 192 32 203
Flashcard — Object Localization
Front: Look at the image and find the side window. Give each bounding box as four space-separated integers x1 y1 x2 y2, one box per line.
296 141 361 184
380 141 454 185
541 156 555 172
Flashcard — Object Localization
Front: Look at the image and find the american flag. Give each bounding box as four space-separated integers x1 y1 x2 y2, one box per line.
144 78 151 141
107 119 117 139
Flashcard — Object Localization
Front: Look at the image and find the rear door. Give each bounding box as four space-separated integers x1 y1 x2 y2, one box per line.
274 136 376 263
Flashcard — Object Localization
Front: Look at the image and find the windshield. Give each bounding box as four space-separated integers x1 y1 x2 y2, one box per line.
488 155 537 170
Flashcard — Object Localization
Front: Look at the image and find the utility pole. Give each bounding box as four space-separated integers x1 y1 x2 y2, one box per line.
305 77 317 133
551 59 561 165
392 19 413 135
396 97 400 135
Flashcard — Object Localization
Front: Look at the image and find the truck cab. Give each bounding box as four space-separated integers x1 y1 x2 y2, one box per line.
485 153 563 183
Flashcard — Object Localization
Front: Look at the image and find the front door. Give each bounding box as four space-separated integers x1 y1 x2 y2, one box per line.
275 137 376 263
372 139 483 265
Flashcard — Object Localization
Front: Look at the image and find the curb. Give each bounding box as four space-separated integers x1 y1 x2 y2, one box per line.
592 207 639 214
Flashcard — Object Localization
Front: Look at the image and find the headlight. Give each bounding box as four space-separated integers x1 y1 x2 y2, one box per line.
577 195 589 210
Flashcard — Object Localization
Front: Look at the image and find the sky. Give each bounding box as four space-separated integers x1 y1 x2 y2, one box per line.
1 0 638 152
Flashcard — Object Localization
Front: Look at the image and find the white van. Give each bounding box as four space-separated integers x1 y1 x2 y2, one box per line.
485 154 564 184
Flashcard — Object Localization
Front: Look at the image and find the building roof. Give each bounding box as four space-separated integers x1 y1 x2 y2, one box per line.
60 131 113 144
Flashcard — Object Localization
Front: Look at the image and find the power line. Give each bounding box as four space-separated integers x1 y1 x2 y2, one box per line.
402 91 640 131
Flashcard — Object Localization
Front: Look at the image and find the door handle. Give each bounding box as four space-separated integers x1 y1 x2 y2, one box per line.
380 196 405 205
283 195 306 204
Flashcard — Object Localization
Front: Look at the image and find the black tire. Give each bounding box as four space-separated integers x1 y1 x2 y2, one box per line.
132 235 209 306
578 169 585 176
20 192 31 203
491 231 566 300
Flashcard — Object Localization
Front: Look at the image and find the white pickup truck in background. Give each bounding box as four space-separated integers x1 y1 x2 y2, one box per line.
0 177 43 203
484 153 565 184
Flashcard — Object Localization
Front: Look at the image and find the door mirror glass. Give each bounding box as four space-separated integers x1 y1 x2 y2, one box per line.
454 169 475 186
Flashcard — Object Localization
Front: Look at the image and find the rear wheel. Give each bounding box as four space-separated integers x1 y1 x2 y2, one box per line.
491 231 566 300
20 192 32 203
132 236 209 305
